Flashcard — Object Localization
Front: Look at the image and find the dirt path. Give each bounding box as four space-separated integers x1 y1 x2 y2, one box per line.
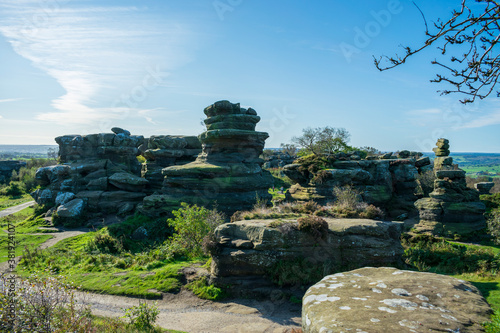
0 200 35 218
0 202 302 333
79 290 301 333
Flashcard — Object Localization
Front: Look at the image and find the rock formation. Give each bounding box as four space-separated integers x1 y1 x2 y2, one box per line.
0 160 26 183
141 101 273 217
302 267 492 333
210 218 403 288
31 128 148 221
141 135 201 191
475 182 495 195
283 157 429 217
414 139 486 236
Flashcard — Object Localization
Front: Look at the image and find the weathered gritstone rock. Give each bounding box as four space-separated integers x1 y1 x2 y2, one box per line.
284 159 424 217
142 101 273 216
32 129 148 219
475 182 495 195
141 135 201 190
414 139 486 236
302 267 492 333
210 218 403 287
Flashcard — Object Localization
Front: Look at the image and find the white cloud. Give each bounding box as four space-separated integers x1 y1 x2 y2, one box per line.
0 2 195 126
460 109 500 129
0 98 23 103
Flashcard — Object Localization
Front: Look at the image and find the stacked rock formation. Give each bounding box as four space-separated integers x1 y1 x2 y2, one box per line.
0 160 26 183
141 135 201 191
141 101 273 216
302 267 492 333
283 157 428 217
32 128 148 221
414 139 486 235
475 182 495 195
210 218 403 289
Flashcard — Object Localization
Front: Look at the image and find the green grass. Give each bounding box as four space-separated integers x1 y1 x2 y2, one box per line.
403 234 500 315
0 206 57 234
91 315 186 333
17 232 205 299
0 233 53 263
0 194 32 211
461 165 500 177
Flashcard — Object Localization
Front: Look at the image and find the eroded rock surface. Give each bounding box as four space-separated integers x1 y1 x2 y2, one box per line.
302 267 492 333
142 100 273 216
415 139 486 235
210 218 403 287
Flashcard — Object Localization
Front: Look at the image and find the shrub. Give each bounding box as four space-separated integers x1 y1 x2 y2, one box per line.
297 215 328 240
4 181 24 197
0 274 92 332
167 203 225 259
123 301 159 331
332 185 362 209
85 232 124 254
296 200 321 214
359 204 385 219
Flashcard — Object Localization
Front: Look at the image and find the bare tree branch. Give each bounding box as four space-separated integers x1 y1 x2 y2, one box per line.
374 0 500 103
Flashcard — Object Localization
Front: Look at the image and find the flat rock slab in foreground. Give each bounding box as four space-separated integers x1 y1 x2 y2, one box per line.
302 267 492 333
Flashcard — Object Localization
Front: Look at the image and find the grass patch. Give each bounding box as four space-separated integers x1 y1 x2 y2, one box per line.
0 206 57 234
0 194 32 211
186 277 225 301
403 233 500 317
91 315 185 333
17 231 204 298
0 233 53 262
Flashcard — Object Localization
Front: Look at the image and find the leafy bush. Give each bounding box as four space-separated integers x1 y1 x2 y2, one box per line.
2 181 25 197
85 231 124 254
167 203 225 259
297 215 328 240
123 301 159 331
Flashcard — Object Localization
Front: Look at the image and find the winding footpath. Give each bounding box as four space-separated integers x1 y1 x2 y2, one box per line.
1 202 302 333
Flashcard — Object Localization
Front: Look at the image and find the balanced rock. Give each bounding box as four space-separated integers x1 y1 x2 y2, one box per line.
475 182 495 195
414 139 486 236
432 138 450 157
302 267 492 333
142 101 273 216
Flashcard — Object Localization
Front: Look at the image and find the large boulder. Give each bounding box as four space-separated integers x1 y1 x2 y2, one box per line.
56 198 85 218
302 267 492 333
210 218 403 286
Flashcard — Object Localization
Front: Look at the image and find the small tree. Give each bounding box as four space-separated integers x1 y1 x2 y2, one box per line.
280 143 298 156
292 126 352 156
167 203 225 258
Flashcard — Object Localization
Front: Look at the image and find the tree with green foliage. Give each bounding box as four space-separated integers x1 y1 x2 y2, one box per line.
167 203 225 258
292 126 352 156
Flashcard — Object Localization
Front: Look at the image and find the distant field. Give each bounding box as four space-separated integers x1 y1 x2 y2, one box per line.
0 144 58 160
422 152 500 178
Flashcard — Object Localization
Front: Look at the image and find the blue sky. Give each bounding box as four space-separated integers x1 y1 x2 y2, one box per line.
0 0 499 152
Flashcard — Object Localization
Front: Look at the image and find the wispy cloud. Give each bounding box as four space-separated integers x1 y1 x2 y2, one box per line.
460 109 500 129
0 98 24 103
406 108 442 115
0 1 195 126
